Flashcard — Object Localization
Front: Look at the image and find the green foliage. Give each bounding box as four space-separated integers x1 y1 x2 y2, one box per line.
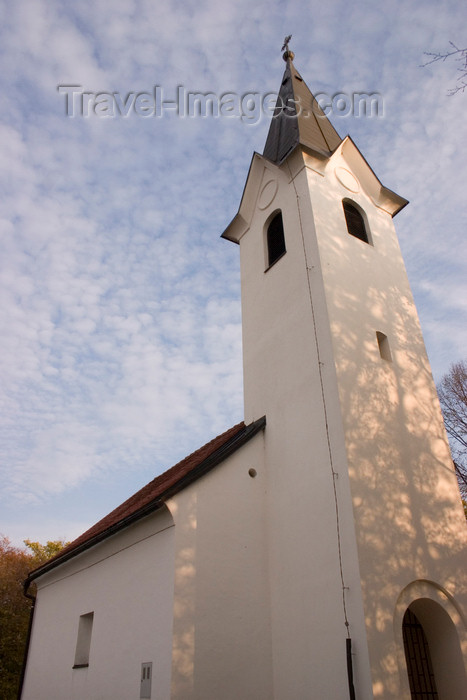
0 535 68 700
23 539 67 562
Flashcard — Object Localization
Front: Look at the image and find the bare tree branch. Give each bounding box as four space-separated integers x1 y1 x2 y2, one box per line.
421 42 467 95
438 360 467 499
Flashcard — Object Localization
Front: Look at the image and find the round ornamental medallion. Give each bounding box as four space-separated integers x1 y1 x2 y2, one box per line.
334 167 360 193
258 179 278 210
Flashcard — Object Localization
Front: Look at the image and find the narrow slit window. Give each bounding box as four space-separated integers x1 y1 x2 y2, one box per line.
343 201 369 243
376 332 392 362
73 612 94 668
266 212 286 268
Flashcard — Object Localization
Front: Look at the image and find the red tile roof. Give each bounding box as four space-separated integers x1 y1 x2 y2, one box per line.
27 416 266 584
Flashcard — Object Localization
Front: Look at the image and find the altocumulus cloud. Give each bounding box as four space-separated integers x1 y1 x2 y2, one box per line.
0 0 465 545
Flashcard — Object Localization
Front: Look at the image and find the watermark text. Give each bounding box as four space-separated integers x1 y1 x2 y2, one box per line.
57 85 383 123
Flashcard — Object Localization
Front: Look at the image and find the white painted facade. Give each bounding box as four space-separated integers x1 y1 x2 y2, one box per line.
21 508 176 700
21 60 467 700
22 432 274 700
227 135 467 697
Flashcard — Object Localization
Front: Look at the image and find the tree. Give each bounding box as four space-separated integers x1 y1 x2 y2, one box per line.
0 536 68 700
422 42 467 95
22 539 66 561
437 360 467 500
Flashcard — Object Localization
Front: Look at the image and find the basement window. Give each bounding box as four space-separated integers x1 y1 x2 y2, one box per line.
343 200 370 244
73 612 94 668
266 212 286 268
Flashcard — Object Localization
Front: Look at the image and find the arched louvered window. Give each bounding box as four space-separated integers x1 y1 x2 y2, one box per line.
267 212 286 268
343 200 369 244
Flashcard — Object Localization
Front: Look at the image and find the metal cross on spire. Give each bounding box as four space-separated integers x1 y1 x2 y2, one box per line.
281 35 292 52
281 35 295 61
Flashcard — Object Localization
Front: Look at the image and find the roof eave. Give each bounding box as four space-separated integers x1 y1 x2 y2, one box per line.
26 415 267 584
338 136 409 216
221 152 277 243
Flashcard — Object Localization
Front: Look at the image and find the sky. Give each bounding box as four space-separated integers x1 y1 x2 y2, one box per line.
1 0 466 548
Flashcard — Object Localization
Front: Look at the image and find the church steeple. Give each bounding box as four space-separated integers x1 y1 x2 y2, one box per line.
263 43 342 164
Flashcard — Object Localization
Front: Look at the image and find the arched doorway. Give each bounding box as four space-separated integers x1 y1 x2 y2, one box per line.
402 598 466 699
403 608 438 698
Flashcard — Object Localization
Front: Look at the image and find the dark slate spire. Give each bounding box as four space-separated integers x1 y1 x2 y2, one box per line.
263 48 342 164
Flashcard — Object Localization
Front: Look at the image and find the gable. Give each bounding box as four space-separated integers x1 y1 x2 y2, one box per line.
221 153 285 244
27 416 266 584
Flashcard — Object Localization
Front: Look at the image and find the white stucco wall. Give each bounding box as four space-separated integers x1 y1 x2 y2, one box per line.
21 507 175 700
167 429 273 700
235 143 466 698
238 153 374 698
22 427 274 700
303 141 467 697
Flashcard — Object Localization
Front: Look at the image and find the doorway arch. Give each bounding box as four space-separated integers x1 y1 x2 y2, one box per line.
403 606 438 698
395 581 467 699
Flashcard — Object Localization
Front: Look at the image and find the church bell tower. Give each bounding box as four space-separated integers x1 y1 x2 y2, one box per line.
222 44 467 699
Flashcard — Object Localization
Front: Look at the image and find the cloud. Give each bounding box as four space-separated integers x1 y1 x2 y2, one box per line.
0 0 465 544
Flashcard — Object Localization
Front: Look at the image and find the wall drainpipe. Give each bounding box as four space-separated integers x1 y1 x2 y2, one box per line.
346 637 356 700
17 579 36 700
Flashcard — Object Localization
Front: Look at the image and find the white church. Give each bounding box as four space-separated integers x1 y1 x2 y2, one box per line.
20 48 467 700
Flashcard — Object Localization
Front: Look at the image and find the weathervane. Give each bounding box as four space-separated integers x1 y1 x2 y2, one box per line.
282 35 294 61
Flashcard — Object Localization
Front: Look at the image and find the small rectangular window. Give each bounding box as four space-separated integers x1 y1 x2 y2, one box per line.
376 331 392 362
73 612 94 668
